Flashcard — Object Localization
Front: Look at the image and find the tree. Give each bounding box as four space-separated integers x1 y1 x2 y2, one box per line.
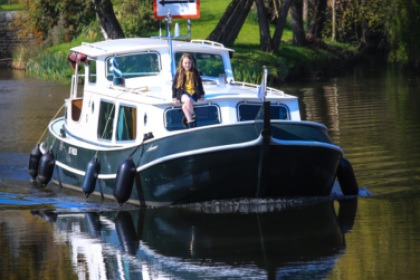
255 0 272 51
14 0 60 43
93 0 125 39
60 0 96 42
290 0 305 45
306 0 327 42
271 0 294 50
115 0 158 38
256 0 305 49
14 0 95 44
389 0 420 69
209 0 305 51
207 0 254 47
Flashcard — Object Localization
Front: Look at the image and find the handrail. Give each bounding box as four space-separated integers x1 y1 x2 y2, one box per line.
70 74 85 99
190 40 225 48
232 81 285 96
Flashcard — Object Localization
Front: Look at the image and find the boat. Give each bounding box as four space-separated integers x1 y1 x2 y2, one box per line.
28 34 359 207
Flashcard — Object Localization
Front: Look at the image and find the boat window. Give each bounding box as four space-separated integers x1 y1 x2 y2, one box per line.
97 101 115 140
106 52 160 80
71 98 83 122
116 105 137 141
164 105 220 131
88 60 96 83
238 103 290 121
175 52 225 78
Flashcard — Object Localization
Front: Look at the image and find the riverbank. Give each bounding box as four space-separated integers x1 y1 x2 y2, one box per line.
0 11 17 67
7 36 359 85
233 41 358 84
1 2 359 84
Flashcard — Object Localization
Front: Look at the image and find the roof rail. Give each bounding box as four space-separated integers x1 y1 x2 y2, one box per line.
190 40 225 48
81 42 107 52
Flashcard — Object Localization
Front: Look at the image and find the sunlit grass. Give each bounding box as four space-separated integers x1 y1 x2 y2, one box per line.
12 0 353 83
0 0 22 11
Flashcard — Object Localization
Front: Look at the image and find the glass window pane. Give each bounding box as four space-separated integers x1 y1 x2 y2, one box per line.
106 52 160 80
238 103 290 121
116 105 137 141
88 60 96 83
165 105 220 131
174 52 225 78
98 102 115 140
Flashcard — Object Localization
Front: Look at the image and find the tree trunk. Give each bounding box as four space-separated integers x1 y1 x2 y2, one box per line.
207 0 253 46
306 0 327 42
93 0 125 39
405 0 420 70
303 0 310 31
255 0 273 51
331 0 336 41
272 0 294 50
290 0 305 45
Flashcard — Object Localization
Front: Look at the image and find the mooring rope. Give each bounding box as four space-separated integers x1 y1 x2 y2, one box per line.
36 104 65 144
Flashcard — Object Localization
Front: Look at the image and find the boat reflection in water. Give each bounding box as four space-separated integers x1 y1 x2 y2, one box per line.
32 199 357 279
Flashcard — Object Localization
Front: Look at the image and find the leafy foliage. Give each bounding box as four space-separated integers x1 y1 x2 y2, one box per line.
388 0 420 67
14 0 95 44
232 49 288 84
114 0 158 37
323 0 388 46
8 0 420 80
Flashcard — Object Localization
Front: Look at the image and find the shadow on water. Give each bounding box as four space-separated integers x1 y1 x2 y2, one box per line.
22 199 357 279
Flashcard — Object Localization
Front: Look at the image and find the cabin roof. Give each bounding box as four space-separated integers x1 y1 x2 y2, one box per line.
70 38 234 58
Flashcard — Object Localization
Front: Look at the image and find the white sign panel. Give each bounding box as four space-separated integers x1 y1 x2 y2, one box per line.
154 0 200 19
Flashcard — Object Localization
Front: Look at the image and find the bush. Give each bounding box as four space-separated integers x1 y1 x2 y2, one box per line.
115 0 159 37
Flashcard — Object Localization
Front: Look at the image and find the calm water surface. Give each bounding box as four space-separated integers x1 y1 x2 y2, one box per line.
0 65 419 279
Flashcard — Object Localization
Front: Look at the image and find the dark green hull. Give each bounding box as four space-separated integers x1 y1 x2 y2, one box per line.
43 120 342 206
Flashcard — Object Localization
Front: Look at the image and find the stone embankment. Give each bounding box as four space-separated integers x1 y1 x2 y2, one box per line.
0 11 18 67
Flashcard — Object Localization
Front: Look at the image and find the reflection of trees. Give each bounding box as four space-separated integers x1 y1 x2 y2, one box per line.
0 211 77 279
295 64 420 192
300 83 341 136
331 197 420 280
3 73 67 153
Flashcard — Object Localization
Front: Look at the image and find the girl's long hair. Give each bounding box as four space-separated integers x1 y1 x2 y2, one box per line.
176 53 196 88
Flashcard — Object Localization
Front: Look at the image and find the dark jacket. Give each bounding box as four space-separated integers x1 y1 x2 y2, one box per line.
172 68 205 100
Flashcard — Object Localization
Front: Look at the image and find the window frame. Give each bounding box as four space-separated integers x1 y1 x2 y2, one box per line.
97 101 116 141
237 102 290 121
174 52 225 79
115 103 137 142
105 52 161 81
164 104 221 131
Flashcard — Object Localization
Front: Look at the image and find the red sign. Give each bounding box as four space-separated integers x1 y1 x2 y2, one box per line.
153 0 200 19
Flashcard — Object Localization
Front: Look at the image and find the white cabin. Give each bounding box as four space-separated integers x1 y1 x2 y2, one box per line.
64 38 300 148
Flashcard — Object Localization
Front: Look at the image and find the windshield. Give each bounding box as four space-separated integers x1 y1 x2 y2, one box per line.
106 52 161 80
175 52 225 78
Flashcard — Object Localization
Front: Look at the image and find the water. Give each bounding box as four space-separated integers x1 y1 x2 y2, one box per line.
0 65 419 279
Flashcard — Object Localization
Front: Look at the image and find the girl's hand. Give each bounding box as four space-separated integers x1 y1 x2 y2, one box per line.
172 98 180 105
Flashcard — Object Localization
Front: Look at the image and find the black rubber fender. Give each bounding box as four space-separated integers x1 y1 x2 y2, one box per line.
337 157 359 195
28 144 42 181
114 158 136 205
37 150 55 187
82 157 100 198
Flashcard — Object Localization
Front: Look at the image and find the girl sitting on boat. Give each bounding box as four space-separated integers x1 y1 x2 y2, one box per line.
172 53 205 128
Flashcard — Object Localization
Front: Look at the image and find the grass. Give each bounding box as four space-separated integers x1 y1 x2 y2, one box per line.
10 0 355 83
184 0 293 47
0 0 21 11
142 0 310 84
155 0 355 83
